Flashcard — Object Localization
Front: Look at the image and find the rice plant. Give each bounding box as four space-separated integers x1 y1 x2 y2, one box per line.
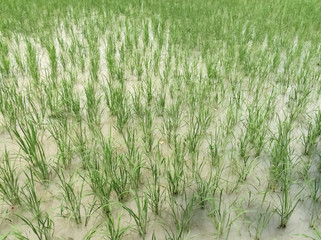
0 149 21 206
12 120 51 184
122 192 149 238
56 168 83 225
169 194 195 233
105 213 131 240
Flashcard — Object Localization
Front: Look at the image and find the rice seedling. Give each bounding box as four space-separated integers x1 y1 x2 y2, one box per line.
55 168 83 224
48 119 73 169
307 177 321 227
20 170 42 218
166 138 186 196
208 189 244 240
275 167 302 229
104 81 130 133
86 165 112 216
83 224 101 240
110 155 130 202
194 169 214 209
168 193 195 233
140 106 154 154
253 190 275 240
162 99 182 145
85 80 102 131
26 41 40 88
15 213 54 240
105 213 131 240
146 161 165 216
234 130 254 183
302 111 321 156
12 120 51 184
0 149 21 206
269 119 293 191
268 119 302 228
122 191 149 238
301 226 321 240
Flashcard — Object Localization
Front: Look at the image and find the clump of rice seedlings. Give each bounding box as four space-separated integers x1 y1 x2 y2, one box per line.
146 158 165 216
307 177 321 227
89 51 100 83
110 155 130 202
208 190 242 240
253 190 275 240
245 102 269 157
122 192 149 238
155 91 166 116
287 85 311 122
269 120 301 228
269 119 292 191
275 165 301 229
301 226 321 240
48 119 73 169
145 77 153 106
14 213 54 240
186 106 212 173
88 173 112 216
83 150 112 216
20 171 41 218
234 130 254 183
132 88 144 118
12 120 51 184
26 41 40 88
194 168 216 209
166 138 186 196
105 213 131 240
60 76 81 119
84 201 100 228
162 99 182 145
140 106 154 154
302 110 321 156
169 194 195 233
0 82 24 129
0 149 21 206
16 171 54 239
134 52 144 82
104 81 130 133
26 95 46 125
43 41 58 81
85 80 102 132
55 168 83 225
208 128 226 167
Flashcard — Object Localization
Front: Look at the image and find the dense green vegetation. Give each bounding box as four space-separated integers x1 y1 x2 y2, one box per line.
0 0 321 239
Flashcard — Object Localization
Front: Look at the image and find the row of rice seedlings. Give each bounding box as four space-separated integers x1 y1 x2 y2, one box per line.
1 3 321 238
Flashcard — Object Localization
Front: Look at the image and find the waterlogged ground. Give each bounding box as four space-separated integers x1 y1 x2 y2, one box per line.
1 1 321 240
